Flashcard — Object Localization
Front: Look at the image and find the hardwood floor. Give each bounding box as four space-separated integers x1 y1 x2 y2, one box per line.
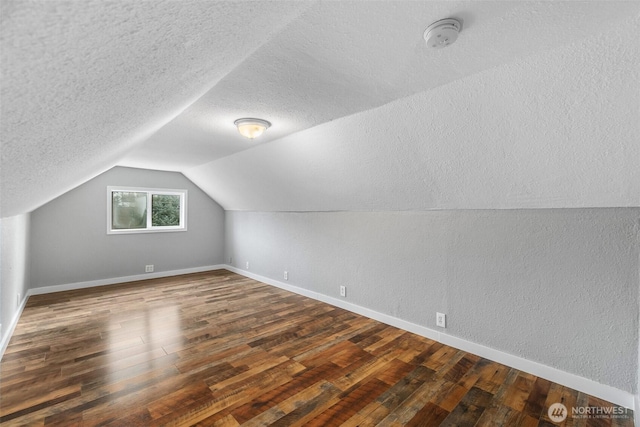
0 270 633 426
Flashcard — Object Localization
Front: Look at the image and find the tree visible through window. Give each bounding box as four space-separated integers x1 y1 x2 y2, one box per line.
108 187 187 234
152 194 181 226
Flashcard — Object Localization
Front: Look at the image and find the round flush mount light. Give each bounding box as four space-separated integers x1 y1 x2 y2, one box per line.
234 118 271 139
423 18 462 49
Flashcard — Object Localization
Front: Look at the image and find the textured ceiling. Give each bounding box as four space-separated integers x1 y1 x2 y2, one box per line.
1 1 639 217
0 0 311 217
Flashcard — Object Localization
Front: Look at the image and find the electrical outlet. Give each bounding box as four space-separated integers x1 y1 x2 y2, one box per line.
145 265 154 273
229 256 233 264
284 271 288 280
246 261 249 270
340 286 346 297
436 312 446 328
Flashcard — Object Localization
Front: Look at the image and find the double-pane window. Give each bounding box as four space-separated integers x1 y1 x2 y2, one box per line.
108 187 187 234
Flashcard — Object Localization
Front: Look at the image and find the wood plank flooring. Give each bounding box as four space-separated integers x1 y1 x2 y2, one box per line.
0 270 634 426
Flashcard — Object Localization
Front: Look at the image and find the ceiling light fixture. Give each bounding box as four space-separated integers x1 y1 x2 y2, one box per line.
424 18 462 49
234 118 271 139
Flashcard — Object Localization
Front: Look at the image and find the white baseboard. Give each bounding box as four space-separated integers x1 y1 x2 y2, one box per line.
0 294 29 361
28 265 226 296
226 266 637 412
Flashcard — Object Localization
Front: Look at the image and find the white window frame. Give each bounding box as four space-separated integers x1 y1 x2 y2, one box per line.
107 186 187 234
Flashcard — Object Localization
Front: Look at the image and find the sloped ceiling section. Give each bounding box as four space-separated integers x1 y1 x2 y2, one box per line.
1 1 639 217
186 13 640 211
0 0 311 218
121 1 640 173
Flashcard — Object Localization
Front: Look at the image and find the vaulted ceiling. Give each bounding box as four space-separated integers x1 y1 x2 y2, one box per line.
2 1 638 218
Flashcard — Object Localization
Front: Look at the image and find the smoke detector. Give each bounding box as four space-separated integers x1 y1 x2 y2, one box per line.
424 18 462 49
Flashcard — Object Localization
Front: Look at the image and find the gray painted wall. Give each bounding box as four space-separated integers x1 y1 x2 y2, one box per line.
225 209 640 394
1 213 31 341
30 167 224 288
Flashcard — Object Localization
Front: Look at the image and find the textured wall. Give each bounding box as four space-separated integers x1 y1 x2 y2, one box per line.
1 214 31 341
225 209 640 393
30 167 224 288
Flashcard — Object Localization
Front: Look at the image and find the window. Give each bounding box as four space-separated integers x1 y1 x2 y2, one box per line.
107 187 187 234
